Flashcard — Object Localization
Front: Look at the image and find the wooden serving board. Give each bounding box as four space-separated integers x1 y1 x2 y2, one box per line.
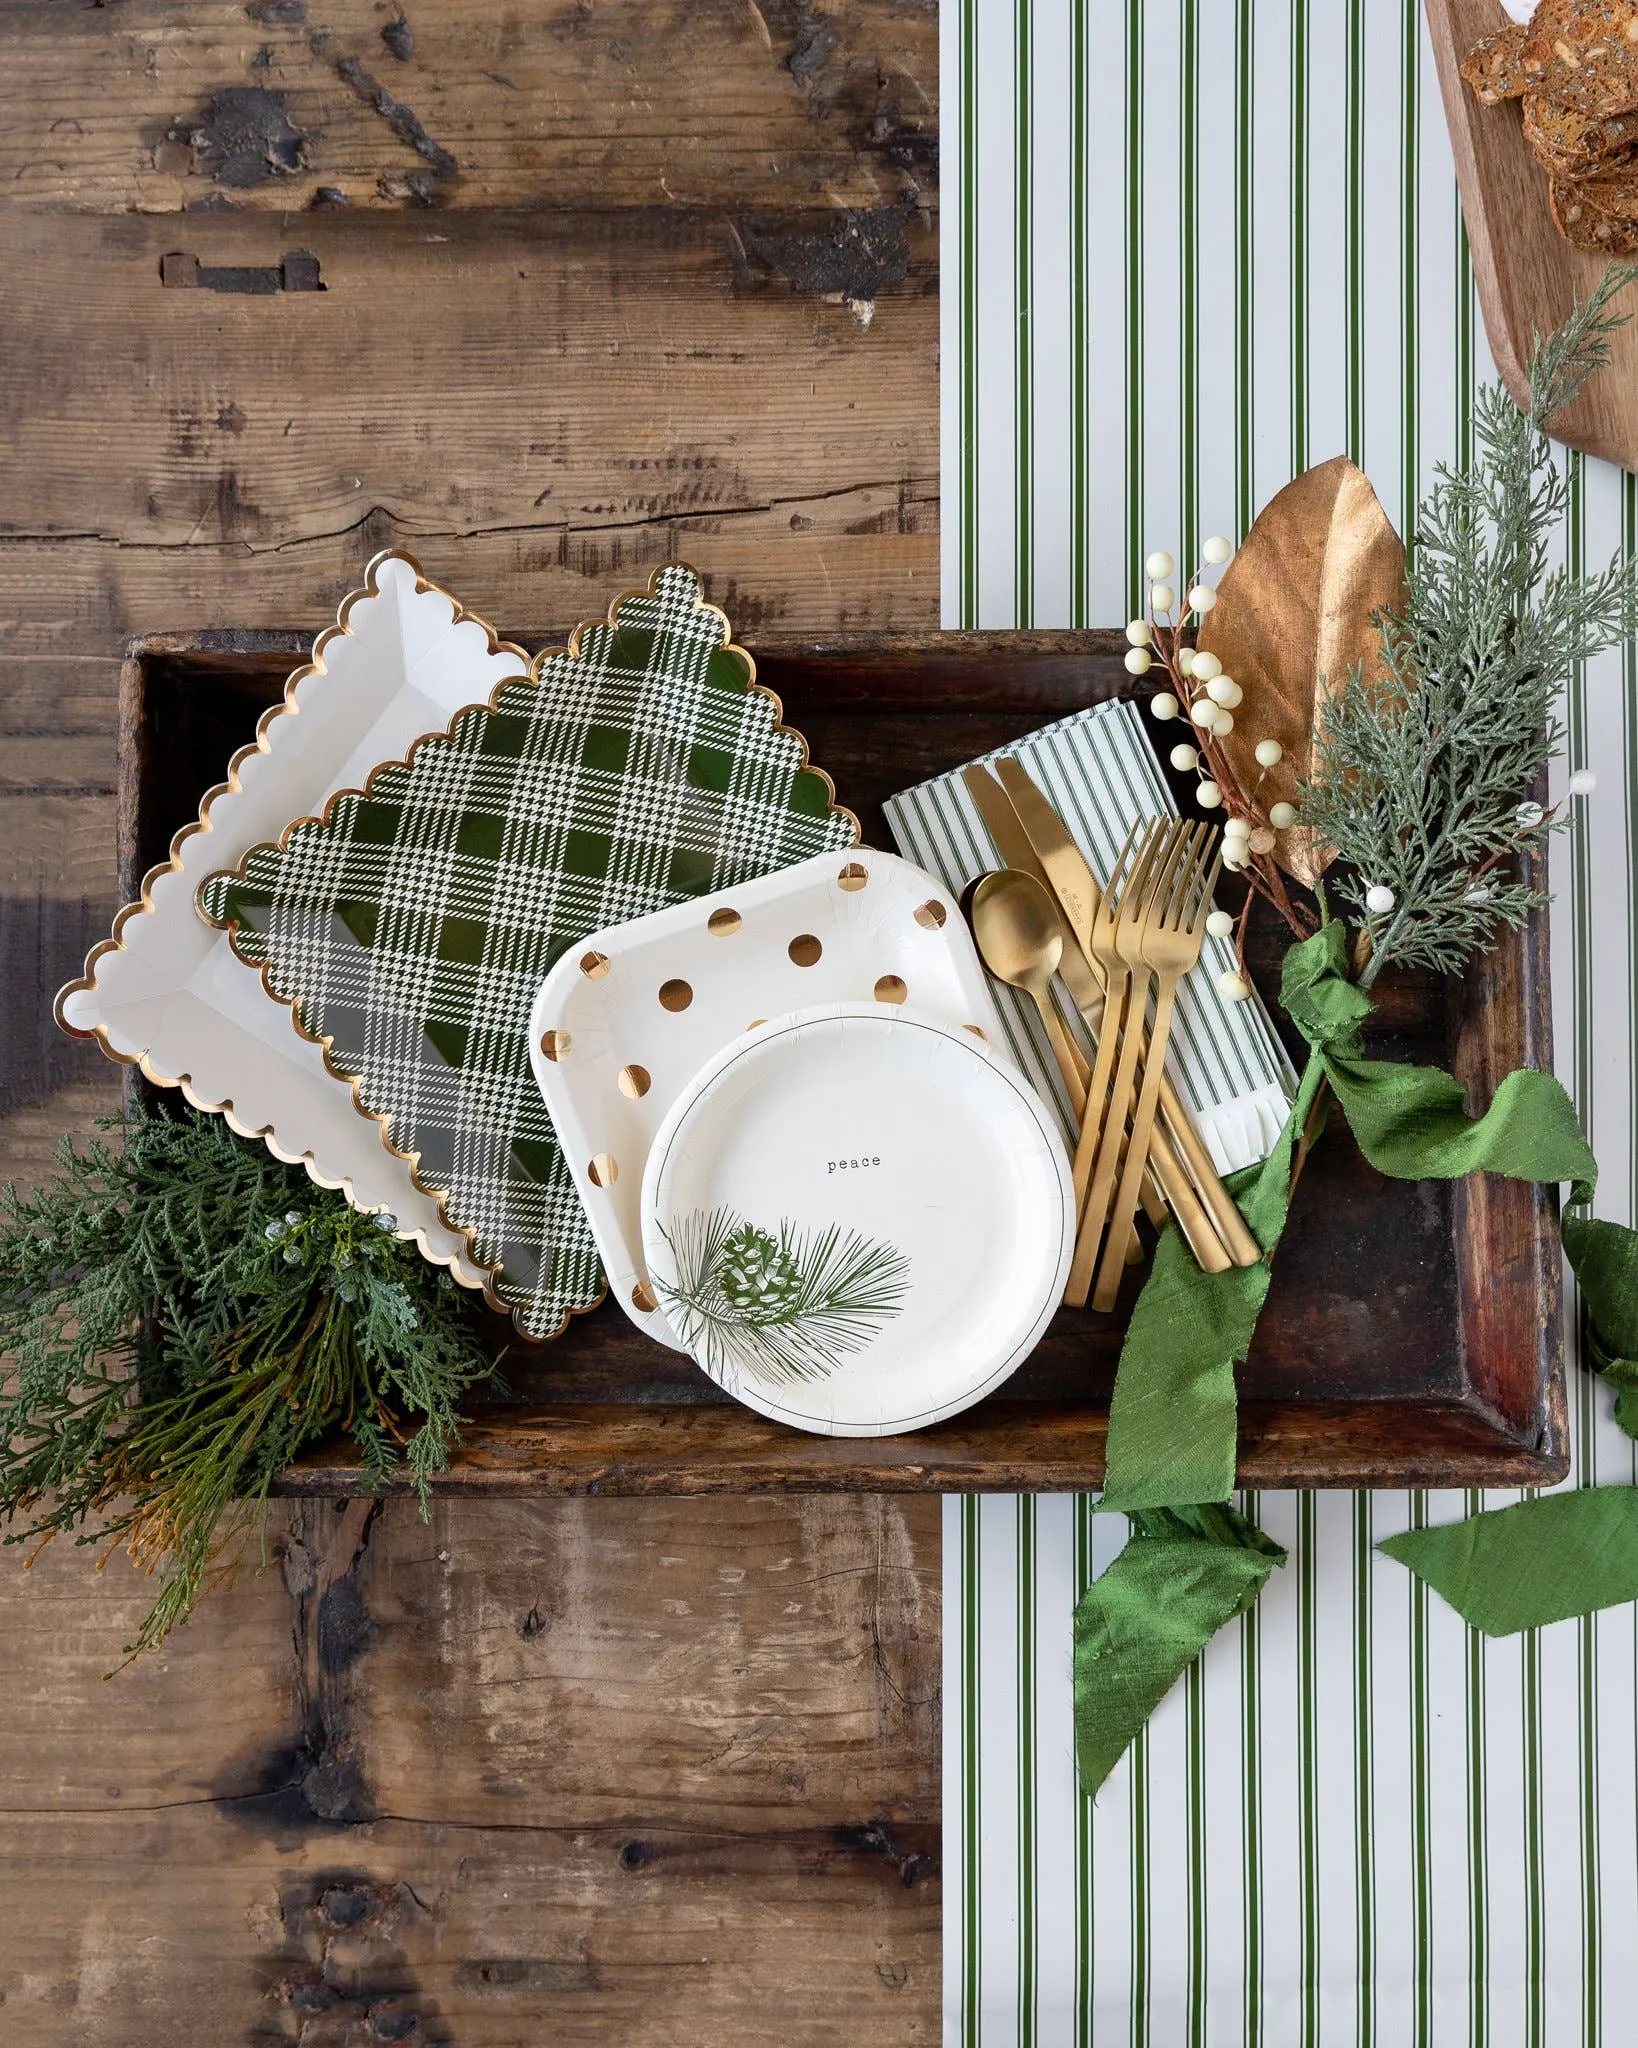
1427 0 1638 472
121 630 1568 1493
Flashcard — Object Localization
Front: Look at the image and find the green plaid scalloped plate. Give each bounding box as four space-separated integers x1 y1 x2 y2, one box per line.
197 565 859 1339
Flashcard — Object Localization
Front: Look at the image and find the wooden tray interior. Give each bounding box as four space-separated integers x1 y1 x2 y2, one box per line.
119 628 1566 1492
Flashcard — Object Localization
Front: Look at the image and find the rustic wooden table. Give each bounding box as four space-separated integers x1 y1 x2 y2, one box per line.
0 6 939 2040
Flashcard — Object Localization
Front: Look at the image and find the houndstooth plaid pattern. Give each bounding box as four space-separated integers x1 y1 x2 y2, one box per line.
198 566 857 1338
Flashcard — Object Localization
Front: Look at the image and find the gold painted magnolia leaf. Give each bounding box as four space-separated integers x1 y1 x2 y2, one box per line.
1197 454 1406 887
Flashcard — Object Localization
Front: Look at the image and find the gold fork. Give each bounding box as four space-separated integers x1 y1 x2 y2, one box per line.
1085 824 1223 1311
1068 820 1198 1305
1060 818 1179 1305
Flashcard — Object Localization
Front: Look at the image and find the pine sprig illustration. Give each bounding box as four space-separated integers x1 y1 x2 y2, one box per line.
652 1207 911 1387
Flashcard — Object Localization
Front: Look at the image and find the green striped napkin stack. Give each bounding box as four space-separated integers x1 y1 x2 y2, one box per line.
885 699 1296 1174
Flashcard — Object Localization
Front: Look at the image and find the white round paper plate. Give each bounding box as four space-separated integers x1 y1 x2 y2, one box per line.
639 1002 1074 1436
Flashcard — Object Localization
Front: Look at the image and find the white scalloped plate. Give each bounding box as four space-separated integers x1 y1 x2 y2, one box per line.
55 552 528 1291
640 1003 1075 1436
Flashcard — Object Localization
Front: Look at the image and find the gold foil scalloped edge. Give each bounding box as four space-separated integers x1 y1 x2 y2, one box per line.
52 549 537 1318
188 560 861 1339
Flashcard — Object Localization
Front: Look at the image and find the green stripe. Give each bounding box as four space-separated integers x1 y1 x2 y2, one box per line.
1125 0 1144 617
963 1495 982 2047
959 0 979 625
1070 0 1089 628
1014 0 1033 626
1464 1489 1489 2048
1408 1491 1433 2046
1401 0 1420 537
1131 1720 1151 2048
1345 0 1364 465
1235 0 1255 540
1076 1495 1095 2045
1299 1491 1320 2048
1240 1488 1264 2048
1187 1657 1207 2046
1179 0 1200 575
1354 1491 1376 2048
1017 1497 1038 2048
1290 0 1310 476
1523 1612 1545 2048
1581 1600 1601 2046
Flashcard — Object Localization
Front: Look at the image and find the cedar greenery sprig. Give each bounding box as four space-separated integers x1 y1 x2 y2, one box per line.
1301 264 1638 985
0 1105 498 1661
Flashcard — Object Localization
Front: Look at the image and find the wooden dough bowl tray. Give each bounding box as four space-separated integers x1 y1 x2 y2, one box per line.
120 628 1567 1496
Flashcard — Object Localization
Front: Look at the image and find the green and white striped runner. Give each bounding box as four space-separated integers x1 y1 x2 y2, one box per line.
942 0 1638 2036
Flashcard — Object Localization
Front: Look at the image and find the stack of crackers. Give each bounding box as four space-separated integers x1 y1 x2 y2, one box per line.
1462 2 1638 254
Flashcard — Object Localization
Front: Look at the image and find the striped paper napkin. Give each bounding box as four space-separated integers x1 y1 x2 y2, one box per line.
884 698 1296 1175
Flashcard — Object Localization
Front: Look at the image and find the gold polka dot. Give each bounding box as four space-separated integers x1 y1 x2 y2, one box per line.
658 978 693 1011
874 974 908 1004
631 1281 658 1314
539 1028 571 1061
838 862 869 892
746 1018 767 1031
617 1064 651 1099
580 950 611 979
588 1153 619 1188
914 898 948 930
788 933 822 967
964 1024 986 1039
707 906 742 936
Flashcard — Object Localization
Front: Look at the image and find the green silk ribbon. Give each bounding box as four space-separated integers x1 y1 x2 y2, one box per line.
1098 921 1596 1516
1075 921 1638 1795
1073 1504 1286 1793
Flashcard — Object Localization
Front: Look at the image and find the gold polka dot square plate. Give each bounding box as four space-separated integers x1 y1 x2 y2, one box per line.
528 847 1003 1355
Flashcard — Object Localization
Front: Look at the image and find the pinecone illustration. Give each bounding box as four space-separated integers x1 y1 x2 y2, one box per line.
714 1223 803 1324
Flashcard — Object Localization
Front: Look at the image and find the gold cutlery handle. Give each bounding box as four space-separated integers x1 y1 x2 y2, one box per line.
1049 931 1170 1236
1141 1107 1231 1275
1031 985 1089 1121
1074 959 1231 1267
1092 971 1184 1312
1027 982 1149 1264
1156 1075 1262 1267
1065 962 1149 1308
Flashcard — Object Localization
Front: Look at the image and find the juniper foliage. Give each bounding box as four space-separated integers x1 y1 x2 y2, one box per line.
1301 265 1638 983
0 1106 497 1658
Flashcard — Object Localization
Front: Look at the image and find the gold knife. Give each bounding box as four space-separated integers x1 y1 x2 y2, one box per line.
963 762 1172 1248
988 758 1261 1270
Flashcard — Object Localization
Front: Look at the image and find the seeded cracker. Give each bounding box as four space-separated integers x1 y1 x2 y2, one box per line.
1520 0 1638 122
1550 171 1638 250
1464 2 1638 254
1523 90 1638 174
1461 22 1531 102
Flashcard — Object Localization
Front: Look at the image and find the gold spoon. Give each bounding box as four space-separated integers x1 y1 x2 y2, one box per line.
968 867 1146 1267
970 868 1089 1121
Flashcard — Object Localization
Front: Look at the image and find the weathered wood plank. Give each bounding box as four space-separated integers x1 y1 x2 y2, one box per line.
0 207 936 649
0 0 935 218
0 1494 939 2045
0 486 936 659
